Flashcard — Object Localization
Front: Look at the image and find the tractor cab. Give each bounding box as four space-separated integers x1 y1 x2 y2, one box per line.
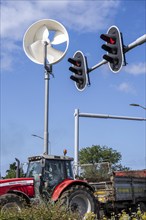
26 154 74 192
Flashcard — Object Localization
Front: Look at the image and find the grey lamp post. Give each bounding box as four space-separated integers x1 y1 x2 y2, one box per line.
32 134 51 154
32 134 44 140
130 103 146 110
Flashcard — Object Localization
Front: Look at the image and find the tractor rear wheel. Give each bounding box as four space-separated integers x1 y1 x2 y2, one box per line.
0 193 25 214
60 185 97 217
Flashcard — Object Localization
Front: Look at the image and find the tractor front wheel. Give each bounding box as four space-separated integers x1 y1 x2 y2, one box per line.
0 193 25 214
60 185 97 217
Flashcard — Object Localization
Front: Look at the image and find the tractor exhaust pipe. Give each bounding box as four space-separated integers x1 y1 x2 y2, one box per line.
15 158 20 178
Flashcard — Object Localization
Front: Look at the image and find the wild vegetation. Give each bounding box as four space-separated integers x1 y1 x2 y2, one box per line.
0 203 146 220
0 203 80 220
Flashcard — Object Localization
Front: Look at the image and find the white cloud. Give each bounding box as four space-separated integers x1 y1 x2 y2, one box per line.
1 0 120 71
112 82 136 94
1 0 120 40
124 62 146 75
1 40 21 71
118 82 132 92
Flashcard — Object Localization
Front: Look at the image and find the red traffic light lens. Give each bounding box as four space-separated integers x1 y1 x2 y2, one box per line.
109 38 115 44
100 34 116 44
76 61 81 67
68 58 81 66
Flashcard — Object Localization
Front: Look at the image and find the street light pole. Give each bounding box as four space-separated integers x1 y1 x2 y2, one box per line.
130 103 146 110
32 134 44 140
32 134 51 154
74 109 79 176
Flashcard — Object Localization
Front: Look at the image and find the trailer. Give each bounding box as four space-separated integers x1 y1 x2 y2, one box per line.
91 170 146 214
80 164 146 214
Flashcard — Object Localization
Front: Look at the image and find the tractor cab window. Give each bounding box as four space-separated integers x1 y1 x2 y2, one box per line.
44 160 64 187
65 161 74 179
26 161 42 178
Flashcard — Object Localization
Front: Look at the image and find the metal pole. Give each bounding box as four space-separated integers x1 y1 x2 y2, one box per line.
74 109 79 176
44 42 49 155
44 69 49 154
79 112 146 121
32 134 44 140
130 103 146 110
124 34 146 53
88 59 107 73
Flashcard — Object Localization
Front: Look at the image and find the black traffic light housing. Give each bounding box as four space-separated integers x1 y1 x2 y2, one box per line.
100 25 124 73
68 51 89 91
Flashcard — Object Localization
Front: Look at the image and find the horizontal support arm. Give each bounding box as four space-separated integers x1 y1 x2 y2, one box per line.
124 34 146 53
79 112 146 121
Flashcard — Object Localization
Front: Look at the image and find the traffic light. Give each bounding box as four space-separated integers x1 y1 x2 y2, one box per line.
100 25 124 73
68 51 89 91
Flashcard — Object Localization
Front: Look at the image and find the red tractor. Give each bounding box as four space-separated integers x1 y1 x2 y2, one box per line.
0 154 97 216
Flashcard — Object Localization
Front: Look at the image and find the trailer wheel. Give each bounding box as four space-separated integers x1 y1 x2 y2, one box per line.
0 193 25 214
59 185 97 217
138 202 146 212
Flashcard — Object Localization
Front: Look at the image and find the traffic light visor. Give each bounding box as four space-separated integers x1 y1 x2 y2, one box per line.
68 58 81 67
100 34 116 44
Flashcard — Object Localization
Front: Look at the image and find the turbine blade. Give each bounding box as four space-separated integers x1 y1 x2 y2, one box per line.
29 40 44 64
47 46 64 63
51 31 67 45
29 41 64 64
34 25 49 41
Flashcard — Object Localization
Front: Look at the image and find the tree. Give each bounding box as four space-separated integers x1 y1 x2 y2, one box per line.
5 162 17 179
79 145 130 181
79 145 122 165
4 162 24 179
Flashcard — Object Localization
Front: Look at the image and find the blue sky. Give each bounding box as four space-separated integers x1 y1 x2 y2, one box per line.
0 0 146 176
